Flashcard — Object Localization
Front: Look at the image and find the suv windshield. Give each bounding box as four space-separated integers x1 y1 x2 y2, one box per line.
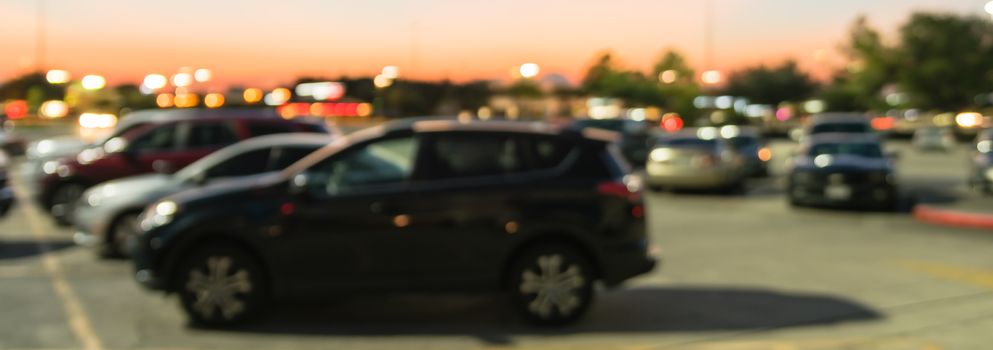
808 143 883 158
658 138 716 149
728 136 759 148
810 123 871 134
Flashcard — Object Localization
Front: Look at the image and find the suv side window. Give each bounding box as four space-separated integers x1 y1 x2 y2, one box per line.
306 136 417 196
246 122 296 137
184 122 238 149
128 123 179 153
425 133 522 179
270 146 320 170
205 148 271 179
526 136 574 170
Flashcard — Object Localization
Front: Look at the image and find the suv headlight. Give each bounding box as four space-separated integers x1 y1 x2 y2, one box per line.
140 201 179 231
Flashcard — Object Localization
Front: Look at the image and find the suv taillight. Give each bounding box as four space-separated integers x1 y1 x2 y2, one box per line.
597 175 642 202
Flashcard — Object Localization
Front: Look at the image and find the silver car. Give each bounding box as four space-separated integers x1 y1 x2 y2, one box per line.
73 133 332 257
912 126 956 152
646 127 746 191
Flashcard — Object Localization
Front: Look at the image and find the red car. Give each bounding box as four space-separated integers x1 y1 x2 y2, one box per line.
36 108 329 226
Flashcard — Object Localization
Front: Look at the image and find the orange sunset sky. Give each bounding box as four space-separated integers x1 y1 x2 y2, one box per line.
1 0 989 89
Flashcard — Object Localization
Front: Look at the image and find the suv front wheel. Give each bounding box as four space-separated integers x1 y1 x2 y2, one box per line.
50 183 85 226
507 243 595 326
175 243 267 327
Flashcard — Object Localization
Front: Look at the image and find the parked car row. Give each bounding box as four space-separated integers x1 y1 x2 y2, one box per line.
73 133 333 257
27 108 328 226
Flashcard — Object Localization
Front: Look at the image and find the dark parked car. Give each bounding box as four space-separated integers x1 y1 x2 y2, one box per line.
969 129 992 194
132 119 656 326
787 133 897 210
723 126 771 177
571 118 654 167
34 108 328 226
0 151 13 217
73 133 332 258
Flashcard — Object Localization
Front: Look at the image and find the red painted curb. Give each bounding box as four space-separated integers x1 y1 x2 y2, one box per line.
913 205 993 231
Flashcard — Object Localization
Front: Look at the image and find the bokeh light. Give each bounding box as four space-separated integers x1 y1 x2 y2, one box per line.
79 113 118 129
269 88 292 105
174 93 199 108
40 100 68 118
659 70 678 84
373 74 393 88
955 112 983 128
661 113 684 132
81 75 106 90
143 74 167 90
519 63 540 78
46 70 70 84
243 88 263 104
356 103 372 117
204 93 225 108
701 70 722 85
194 68 212 82
172 73 193 87
381 66 399 79
156 93 175 108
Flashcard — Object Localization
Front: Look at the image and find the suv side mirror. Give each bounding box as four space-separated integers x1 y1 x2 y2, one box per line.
289 173 309 196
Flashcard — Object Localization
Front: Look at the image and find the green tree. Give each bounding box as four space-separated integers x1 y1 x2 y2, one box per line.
580 52 664 107
651 49 700 116
0 72 65 111
722 60 817 105
820 16 898 111
895 13 993 110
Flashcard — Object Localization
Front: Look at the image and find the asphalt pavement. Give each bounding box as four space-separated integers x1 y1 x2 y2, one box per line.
2 138 993 350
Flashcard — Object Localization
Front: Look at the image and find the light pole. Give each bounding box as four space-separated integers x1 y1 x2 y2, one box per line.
701 0 721 88
374 69 396 117
36 0 46 71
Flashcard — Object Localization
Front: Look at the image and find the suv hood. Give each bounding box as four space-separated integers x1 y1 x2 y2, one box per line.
83 174 181 208
163 172 284 206
793 154 891 172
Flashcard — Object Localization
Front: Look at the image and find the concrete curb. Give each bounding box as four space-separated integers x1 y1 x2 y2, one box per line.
913 204 993 231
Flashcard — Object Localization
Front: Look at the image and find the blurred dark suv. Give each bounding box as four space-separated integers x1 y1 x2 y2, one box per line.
132 119 656 326
35 108 328 225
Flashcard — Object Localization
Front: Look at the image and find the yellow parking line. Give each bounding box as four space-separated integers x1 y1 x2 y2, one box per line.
12 182 104 350
898 260 993 290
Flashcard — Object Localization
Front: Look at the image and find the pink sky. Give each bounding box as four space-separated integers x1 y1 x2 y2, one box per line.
0 0 989 89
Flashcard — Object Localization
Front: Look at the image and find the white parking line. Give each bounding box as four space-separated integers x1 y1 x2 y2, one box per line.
12 181 104 350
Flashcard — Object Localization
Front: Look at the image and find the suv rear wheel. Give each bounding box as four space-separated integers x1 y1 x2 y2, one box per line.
507 243 595 326
175 243 267 327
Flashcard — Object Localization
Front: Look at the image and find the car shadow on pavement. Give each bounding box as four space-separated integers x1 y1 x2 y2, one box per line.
0 239 75 260
215 287 880 345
